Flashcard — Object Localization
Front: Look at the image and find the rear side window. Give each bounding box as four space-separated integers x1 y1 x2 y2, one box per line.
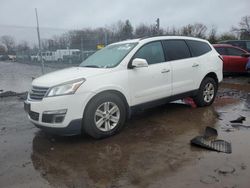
226 47 244 56
186 40 212 57
215 47 227 55
163 40 191 61
133 41 165 65
227 41 246 50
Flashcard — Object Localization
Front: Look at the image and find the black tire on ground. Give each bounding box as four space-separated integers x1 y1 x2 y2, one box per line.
82 92 126 139
193 77 218 107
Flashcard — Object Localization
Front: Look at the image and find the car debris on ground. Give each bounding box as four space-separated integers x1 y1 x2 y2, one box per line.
191 126 232 154
0 90 27 100
230 116 246 123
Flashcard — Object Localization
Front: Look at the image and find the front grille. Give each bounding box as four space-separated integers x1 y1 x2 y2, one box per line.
29 86 49 101
29 111 39 121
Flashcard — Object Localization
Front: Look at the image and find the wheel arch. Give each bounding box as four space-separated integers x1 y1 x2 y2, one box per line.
84 89 131 120
200 72 219 87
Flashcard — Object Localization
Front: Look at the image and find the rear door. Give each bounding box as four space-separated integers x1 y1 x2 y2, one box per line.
163 40 200 95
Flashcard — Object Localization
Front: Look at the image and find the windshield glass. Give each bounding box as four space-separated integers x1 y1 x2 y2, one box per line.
79 42 137 68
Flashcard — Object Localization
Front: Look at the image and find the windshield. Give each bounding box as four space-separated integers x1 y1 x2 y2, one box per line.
79 42 137 68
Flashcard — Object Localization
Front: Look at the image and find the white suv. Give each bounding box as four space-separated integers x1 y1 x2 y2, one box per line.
24 36 223 138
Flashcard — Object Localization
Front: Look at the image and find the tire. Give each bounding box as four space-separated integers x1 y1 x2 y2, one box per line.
83 93 126 139
193 77 218 107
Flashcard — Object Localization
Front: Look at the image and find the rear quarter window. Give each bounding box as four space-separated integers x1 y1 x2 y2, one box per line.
186 40 212 57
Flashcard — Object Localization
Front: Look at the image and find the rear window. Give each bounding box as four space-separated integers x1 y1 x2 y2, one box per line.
186 40 212 57
163 40 191 61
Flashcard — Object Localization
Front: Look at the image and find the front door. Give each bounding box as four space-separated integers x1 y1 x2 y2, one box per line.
128 41 172 106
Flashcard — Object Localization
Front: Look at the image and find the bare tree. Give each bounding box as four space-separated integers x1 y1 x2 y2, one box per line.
17 41 30 52
232 15 250 39
218 32 237 41
239 16 250 32
0 35 15 53
120 20 133 40
164 26 181 36
135 24 152 37
0 43 7 55
181 23 207 38
208 26 218 43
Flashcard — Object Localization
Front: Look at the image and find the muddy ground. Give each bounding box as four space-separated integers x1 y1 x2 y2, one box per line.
0 61 250 188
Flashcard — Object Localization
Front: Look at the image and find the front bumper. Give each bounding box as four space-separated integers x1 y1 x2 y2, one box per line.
24 92 94 135
33 119 82 136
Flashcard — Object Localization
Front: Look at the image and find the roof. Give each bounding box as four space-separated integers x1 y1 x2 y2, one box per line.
112 36 208 45
213 44 233 47
220 40 250 42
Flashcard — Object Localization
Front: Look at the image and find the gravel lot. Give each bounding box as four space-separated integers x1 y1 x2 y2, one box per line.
0 61 250 188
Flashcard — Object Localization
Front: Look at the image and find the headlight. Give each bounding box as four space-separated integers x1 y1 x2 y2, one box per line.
46 78 85 97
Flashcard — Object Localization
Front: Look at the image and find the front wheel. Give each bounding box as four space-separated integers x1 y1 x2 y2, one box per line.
193 77 218 107
83 93 126 139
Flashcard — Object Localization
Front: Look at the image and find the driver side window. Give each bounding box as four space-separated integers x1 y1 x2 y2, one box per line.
133 41 165 65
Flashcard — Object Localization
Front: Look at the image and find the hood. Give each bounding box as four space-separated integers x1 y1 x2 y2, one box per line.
32 67 112 87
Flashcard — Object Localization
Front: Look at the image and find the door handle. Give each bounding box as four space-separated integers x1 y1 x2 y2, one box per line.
192 63 199 67
161 69 170 73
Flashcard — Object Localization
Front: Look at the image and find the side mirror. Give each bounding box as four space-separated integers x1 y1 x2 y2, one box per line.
241 53 250 58
131 58 148 68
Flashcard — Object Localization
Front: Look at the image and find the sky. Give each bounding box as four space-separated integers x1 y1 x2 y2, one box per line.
0 0 249 44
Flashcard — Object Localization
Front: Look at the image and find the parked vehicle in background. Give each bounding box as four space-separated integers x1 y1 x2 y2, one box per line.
213 44 250 73
31 49 81 62
41 51 55 62
54 49 80 62
246 58 250 73
0 54 16 61
8 55 16 61
0 54 10 61
220 40 250 52
24 36 223 139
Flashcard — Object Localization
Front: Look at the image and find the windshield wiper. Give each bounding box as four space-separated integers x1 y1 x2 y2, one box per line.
81 65 100 68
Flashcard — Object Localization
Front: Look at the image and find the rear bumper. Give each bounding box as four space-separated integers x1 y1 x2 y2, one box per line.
33 119 82 136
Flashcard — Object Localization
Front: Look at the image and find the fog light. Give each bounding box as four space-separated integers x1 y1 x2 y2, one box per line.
42 109 67 123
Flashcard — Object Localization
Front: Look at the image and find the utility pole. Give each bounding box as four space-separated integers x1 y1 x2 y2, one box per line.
104 31 108 46
35 8 44 74
81 36 83 61
156 18 160 35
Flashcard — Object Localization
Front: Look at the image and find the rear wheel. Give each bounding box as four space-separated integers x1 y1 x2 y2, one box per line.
193 77 218 107
83 93 126 139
